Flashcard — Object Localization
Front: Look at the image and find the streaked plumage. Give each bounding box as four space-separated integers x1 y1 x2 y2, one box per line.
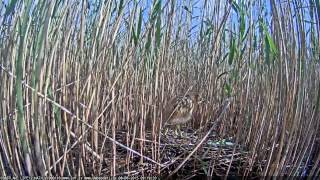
163 93 203 136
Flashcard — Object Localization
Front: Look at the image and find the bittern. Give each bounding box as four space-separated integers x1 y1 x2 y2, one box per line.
163 93 204 136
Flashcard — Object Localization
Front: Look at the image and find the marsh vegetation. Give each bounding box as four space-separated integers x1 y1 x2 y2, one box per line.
0 0 319 178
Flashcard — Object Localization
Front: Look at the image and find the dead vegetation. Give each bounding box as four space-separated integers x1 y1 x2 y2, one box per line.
0 0 320 178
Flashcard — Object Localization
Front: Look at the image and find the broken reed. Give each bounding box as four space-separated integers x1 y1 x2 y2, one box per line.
0 0 319 177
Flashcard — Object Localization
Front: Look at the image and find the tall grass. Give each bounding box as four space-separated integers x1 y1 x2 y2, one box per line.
0 0 319 177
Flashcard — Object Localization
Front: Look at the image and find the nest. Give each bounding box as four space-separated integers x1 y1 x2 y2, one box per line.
90 127 262 179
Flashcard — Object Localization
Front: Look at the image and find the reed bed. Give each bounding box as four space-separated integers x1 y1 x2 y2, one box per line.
0 0 319 178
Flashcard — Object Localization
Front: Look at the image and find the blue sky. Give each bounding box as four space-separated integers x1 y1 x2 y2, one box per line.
1 0 317 47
